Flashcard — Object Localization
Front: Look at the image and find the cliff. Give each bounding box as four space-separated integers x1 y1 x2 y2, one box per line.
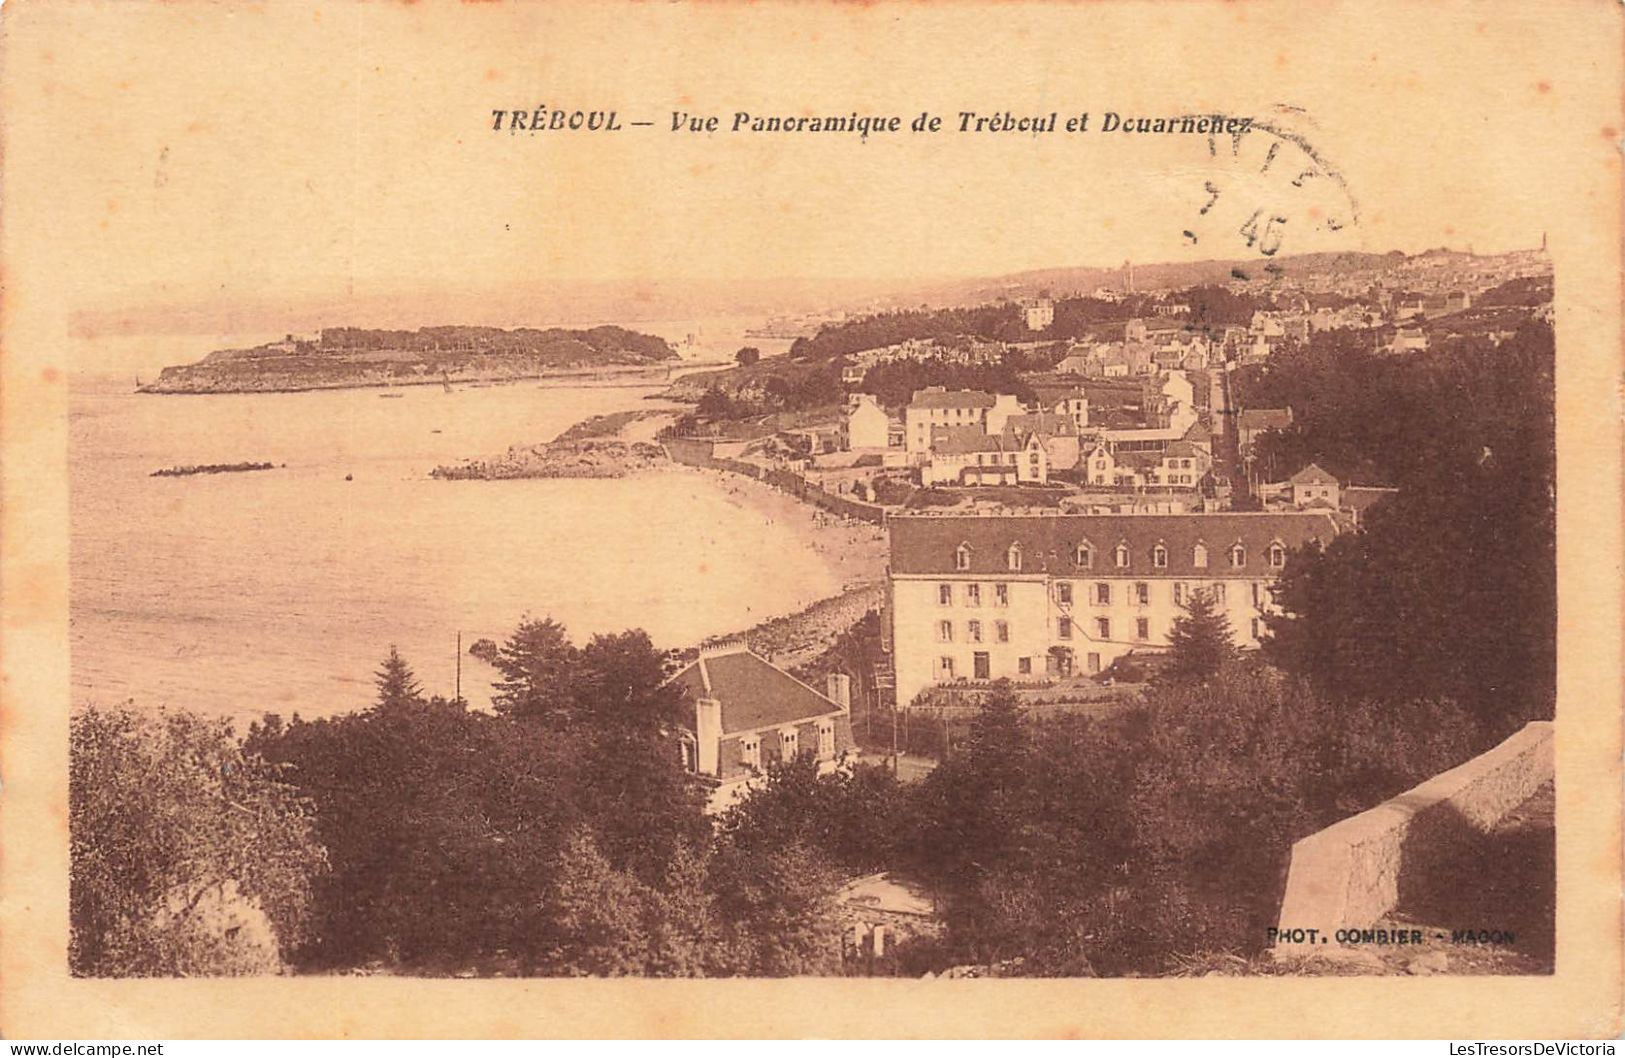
140 325 677 394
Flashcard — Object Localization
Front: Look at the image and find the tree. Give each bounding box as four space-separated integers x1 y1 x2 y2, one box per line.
539 830 656 976
696 386 733 419
735 346 762 367
491 617 578 722
1163 589 1236 682
373 645 423 709
70 707 327 976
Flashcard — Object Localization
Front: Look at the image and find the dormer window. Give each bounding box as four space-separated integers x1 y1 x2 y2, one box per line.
1268 542 1287 568
740 735 761 771
955 544 972 571
1007 543 1023 572
1152 544 1168 569
1114 543 1130 569
1193 542 1209 568
1230 544 1247 569
780 726 799 761
1075 543 1093 568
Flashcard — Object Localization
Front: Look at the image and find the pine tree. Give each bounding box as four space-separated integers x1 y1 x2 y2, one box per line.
1164 588 1236 682
373 645 423 709
491 617 577 722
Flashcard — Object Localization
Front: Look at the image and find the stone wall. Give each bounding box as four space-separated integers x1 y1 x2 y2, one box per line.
665 437 889 526
1274 720 1554 947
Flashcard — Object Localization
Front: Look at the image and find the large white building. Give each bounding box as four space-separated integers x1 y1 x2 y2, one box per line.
904 388 1023 455
886 512 1341 706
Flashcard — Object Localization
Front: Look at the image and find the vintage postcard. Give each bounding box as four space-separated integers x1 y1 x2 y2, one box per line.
0 0 1620 1040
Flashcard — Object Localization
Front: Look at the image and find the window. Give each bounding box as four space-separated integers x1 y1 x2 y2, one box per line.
1057 582 1073 605
1173 582 1186 606
1251 618 1261 640
1193 542 1209 568
1018 656 1033 675
939 583 953 606
1096 617 1111 639
1058 617 1073 639
967 620 983 643
1007 543 1023 571
1137 617 1150 640
938 620 954 643
966 583 981 607
1251 581 1262 607
1230 544 1247 569
1212 583 1226 603
994 583 1009 607
818 721 835 759
1076 544 1093 568
681 737 698 773
1095 582 1111 605
741 736 761 771
973 652 991 680
1135 582 1150 605
1269 543 1286 568
1152 544 1168 568
1114 543 1131 568
780 727 799 760
939 656 955 679
995 620 1010 642
955 544 971 571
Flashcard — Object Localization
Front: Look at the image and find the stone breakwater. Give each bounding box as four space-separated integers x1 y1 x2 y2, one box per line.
430 440 667 480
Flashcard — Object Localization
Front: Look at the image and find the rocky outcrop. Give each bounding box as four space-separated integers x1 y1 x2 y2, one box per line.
430 440 667 480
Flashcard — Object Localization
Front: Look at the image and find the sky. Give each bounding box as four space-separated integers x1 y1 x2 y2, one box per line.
1 1 1606 365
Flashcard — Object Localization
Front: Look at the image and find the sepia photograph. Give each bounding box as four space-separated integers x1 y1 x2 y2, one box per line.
1 0 1619 1041
67 246 1558 983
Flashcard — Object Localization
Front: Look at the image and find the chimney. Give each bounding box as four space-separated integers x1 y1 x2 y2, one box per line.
695 697 722 776
826 673 851 714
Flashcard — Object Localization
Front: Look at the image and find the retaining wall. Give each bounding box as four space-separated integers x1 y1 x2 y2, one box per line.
1274 720 1554 947
665 437 889 526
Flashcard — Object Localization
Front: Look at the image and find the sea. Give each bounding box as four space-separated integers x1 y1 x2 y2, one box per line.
68 323 826 726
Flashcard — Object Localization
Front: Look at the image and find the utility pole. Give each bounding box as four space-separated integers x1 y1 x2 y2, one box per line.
455 631 462 702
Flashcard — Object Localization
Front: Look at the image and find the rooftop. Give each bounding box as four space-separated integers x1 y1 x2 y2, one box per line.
890 511 1341 577
908 387 997 410
671 644 844 736
1289 462 1340 486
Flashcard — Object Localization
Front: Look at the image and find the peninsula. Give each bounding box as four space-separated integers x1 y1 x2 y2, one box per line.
139 325 678 394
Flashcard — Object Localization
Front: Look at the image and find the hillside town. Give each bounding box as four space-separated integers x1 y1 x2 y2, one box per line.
661 246 1548 720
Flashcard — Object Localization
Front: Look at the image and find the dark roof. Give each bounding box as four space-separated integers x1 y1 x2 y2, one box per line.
1289 462 1339 486
931 425 1010 454
908 387 996 410
890 512 1341 577
672 648 842 735
1238 408 1294 432
1002 412 1076 438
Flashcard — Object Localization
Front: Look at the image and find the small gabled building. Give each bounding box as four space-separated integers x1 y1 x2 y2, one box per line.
1288 463 1341 508
671 642 855 814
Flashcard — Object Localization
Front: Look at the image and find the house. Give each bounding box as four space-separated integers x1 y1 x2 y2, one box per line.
1043 390 1090 430
1001 412 1081 473
886 512 1342 706
671 641 855 814
1153 439 1211 488
1024 295 1055 331
844 393 893 450
922 426 1047 486
1288 463 1340 508
904 388 1021 455
1390 327 1428 353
